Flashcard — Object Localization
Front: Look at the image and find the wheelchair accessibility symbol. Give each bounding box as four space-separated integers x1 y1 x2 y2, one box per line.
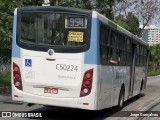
25 59 32 67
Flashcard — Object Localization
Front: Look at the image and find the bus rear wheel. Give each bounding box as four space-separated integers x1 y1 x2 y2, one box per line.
118 88 124 110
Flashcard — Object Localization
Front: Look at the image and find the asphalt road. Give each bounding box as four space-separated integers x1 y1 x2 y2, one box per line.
0 76 160 120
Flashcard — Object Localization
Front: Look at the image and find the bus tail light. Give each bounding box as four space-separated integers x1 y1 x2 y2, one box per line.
13 62 23 91
80 69 93 97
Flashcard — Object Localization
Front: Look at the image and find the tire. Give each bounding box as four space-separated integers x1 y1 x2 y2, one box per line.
137 81 144 98
140 80 143 93
118 88 124 110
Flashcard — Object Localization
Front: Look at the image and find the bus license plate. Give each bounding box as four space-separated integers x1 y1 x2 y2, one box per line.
44 88 58 94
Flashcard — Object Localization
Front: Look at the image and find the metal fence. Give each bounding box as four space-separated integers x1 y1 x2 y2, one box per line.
0 64 11 74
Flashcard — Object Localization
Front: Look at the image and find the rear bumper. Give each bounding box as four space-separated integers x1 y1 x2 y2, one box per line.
12 85 97 110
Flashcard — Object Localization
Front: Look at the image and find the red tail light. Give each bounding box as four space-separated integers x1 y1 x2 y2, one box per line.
13 62 23 91
80 69 93 97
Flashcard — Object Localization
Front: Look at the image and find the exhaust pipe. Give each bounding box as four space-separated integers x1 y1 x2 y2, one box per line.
27 103 35 107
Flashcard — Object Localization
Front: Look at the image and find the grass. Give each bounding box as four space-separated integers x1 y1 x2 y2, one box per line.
148 71 160 77
0 72 11 87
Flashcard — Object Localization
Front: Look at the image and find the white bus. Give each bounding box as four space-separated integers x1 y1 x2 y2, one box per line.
12 6 149 110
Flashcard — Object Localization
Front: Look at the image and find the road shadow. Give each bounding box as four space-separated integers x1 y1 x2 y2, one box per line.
0 92 145 119
0 92 118 119
123 93 145 108
30 105 119 120
28 94 145 120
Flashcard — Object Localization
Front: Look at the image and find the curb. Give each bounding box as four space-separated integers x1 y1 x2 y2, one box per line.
147 75 160 79
0 87 11 94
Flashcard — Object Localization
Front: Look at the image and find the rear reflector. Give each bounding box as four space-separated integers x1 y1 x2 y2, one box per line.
83 103 89 105
14 95 18 97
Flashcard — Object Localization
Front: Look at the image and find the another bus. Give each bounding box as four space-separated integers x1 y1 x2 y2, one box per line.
12 6 150 110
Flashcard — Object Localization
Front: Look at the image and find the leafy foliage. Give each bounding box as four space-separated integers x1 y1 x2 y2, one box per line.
125 12 141 36
149 44 160 72
113 19 130 30
0 72 11 87
94 0 115 20
148 71 160 76
57 0 92 9
114 12 141 36
0 0 40 64
113 0 160 36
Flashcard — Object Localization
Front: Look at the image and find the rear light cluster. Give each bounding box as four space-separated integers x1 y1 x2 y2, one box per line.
13 62 23 91
80 69 93 97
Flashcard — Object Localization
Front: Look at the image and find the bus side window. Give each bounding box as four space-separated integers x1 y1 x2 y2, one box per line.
136 45 140 66
100 24 110 65
125 38 131 66
118 35 126 65
110 48 118 61
110 31 118 47
109 31 118 65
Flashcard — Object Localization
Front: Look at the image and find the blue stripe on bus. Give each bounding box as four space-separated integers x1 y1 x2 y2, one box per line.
12 15 20 58
84 18 100 65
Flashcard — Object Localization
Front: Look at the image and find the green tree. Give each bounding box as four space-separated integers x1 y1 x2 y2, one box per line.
94 0 115 20
125 12 141 36
56 0 92 9
55 0 116 19
114 12 141 36
150 44 160 72
113 19 130 30
0 0 40 64
0 0 16 63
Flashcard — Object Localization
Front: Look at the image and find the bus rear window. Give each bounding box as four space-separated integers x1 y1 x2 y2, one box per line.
20 12 88 47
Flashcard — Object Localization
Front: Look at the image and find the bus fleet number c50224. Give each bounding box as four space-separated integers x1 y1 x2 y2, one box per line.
56 64 78 71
